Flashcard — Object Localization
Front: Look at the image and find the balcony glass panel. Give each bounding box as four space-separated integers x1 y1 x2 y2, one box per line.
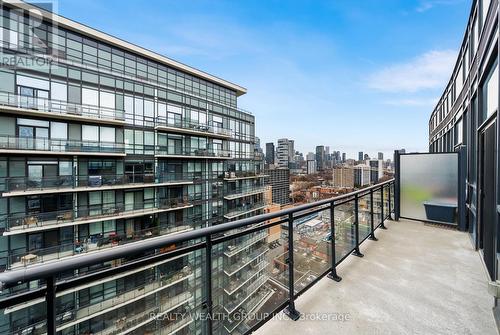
358 192 372 241
292 206 331 294
214 221 288 334
334 200 356 261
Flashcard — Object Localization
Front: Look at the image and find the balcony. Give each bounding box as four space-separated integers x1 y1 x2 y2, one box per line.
58 270 193 332
2 179 493 335
1 173 197 197
224 201 267 219
155 116 233 139
4 223 194 270
2 197 193 235
155 146 232 159
224 171 269 181
224 230 269 257
0 135 125 156
0 91 126 125
224 186 269 200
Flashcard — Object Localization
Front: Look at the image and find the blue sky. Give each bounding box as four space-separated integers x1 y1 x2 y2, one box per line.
55 0 470 159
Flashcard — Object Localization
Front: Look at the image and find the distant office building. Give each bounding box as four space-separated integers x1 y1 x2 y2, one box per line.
364 153 370 161
346 159 356 166
288 140 295 163
306 152 315 161
369 160 384 183
358 152 364 161
265 168 290 205
266 142 275 165
316 145 325 171
378 152 384 160
334 151 341 165
332 167 354 188
342 152 346 163
277 138 293 168
307 160 317 174
354 164 371 187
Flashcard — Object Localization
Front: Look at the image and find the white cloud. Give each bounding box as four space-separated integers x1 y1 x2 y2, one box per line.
367 50 457 93
416 0 466 13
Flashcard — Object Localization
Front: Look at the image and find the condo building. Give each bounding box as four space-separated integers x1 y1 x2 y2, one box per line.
0 1 269 334
428 0 499 321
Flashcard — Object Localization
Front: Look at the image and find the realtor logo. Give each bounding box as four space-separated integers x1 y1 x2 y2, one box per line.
0 1 59 69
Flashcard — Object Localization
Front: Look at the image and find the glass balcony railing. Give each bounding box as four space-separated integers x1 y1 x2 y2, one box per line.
0 91 125 122
156 116 233 137
224 171 269 180
3 197 192 233
224 230 269 258
1 173 202 194
0 135 125 154
224 201 267 219
0 180 395 335
58 267 193 330
3 222 196 270
155 145 232 158
87 289 193 335
224 274 269 314
224 185 269 200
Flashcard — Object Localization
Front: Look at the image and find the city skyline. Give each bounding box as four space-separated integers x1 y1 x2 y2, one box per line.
52 0 470 158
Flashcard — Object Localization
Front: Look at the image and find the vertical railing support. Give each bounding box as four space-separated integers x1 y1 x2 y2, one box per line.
369 189 378 241
46 276 56 335
204 235 213 335
388 183 392 220
394 150 401 221
327 201 342 282
380 186 387 229
284 213 301 321
352 194 364 257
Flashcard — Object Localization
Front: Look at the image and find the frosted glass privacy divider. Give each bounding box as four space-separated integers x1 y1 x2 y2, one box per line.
400 153 458 223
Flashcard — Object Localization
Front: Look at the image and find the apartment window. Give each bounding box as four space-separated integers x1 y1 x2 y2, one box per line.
82 125 98 142
68 85 81 104
99 91 115 109
134 97 144 126
455 118 463 144
480 58 498 123
51 82 67 101
82 87 98 106
59 161 72 176
50 122 67 139
100 127 115 143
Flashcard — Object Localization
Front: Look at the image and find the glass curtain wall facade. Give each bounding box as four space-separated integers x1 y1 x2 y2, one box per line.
0 2 268 334
428 0 500 324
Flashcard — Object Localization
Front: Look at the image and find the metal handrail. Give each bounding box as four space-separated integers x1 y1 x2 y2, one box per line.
0 179 395 335
0 91 125 121
0 135 125 153
0 179 393 288
1 172 205 193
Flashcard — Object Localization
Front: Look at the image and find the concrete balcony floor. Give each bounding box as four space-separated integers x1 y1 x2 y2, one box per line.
256 219 498 335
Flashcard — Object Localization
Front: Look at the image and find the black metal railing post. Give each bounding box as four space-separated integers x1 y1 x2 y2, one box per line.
369 189 378 241
394 151 401 221
204 235 213 335
388 183 393 220
352 194 364 257
284 213 301 320
46 276 56 335
327 201 342 282
380 187 387 229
